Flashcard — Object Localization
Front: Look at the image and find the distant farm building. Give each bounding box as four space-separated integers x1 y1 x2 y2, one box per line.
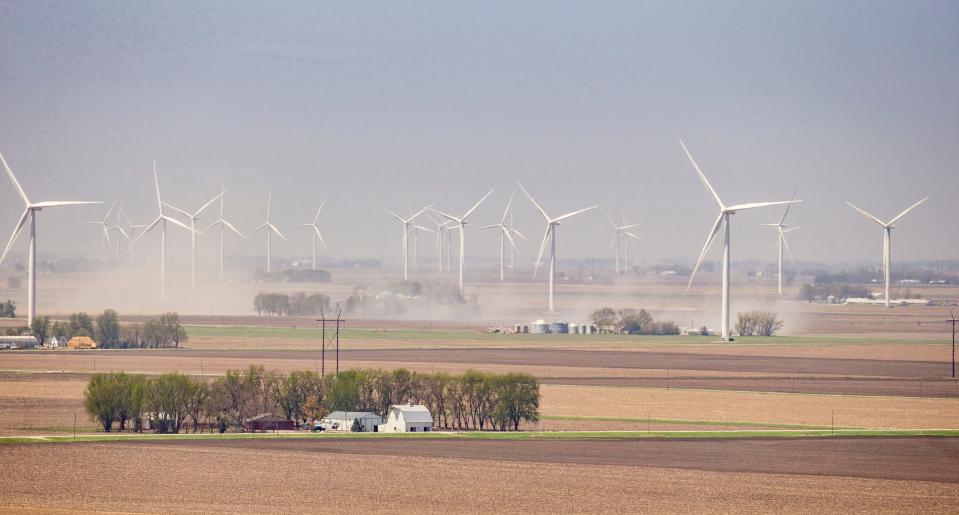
67 336 97 349
0 335 39 349
378 404 433 433
245 414 295 432
320 411 385 432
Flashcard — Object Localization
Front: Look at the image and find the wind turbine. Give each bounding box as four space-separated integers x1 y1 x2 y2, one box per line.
757 192 800 295
846 197 928 308
164 191 223 288
204 183 245 280
88 201 117 262
120 209 147 260
253 190 287 273
604 210 641 275
681 140 801 342
132 161 193 301
299 199 327 271
0 152 101 325
517 181 596 313
429 189 495 293
481 191 522 281
380 204 432 281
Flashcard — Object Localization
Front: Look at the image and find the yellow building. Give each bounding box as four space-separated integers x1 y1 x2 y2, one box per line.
67 336 97 349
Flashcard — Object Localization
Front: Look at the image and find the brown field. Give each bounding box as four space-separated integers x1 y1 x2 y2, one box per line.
1 438 957 513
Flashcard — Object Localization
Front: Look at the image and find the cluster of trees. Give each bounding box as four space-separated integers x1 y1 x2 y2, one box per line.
253 292 331 317
735 311 783 337
590 307 679 335
0 300 16 318
342 281 468 316
29 311 186 348
84 366 540 433
254 269 332 283
797 283 872 303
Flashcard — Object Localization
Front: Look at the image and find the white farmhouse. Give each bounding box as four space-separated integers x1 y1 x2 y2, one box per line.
378 403 433 433
320 411 384 432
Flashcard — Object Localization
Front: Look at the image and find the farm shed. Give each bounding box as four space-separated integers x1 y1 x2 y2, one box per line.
67 336 97 349
320 411 384 432
245 414 295 432
378 403 433 433
0 335 39 349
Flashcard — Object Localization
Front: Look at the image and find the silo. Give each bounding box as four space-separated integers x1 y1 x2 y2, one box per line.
550 321 569 334
531 321 550 334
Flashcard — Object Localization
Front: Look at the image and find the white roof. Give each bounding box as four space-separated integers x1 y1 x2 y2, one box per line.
391 404 433 423
323 411 381 420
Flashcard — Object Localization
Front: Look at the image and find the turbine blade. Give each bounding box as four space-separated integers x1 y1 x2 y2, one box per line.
195 191 226 217
553 206 597 223
516 181 550 222
619 223 641 230
426 207 460 223
0 152 30 204
134 216 163 243
783 226 801 233
414 225 435 233
163 215 194 232
0 208 30 266
253 222 269 232
603 210 618 229
408 203 435 221
102 201 117 223
688 212 724 289
479 224 501 230
462 188 495 221
781 230 796 266
680 140 724 210
778 187 798 225
726 200 801 212
624 231 641 240
315 198 326 222
222 219 245 238
532 224 551 280
608 230 619 250
379 206 407 223
313 226 327 248
161 202 192 218
502 226 519 252
845 201 887 226
501 191 515 223
153 161 162 209
270 223 288 242
30 201 101 208
889 197 929 225
512 229 527 240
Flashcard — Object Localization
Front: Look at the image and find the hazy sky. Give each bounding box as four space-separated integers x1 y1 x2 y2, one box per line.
0 1 956 268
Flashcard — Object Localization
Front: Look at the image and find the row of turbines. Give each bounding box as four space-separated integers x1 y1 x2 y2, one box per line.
0 143 930 341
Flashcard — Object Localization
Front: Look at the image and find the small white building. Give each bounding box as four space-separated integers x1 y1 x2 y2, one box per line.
378 404 433 433
320 411 384 432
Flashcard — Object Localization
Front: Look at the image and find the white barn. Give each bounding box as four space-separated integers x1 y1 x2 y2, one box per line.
319 411 384 432
378 404 433 433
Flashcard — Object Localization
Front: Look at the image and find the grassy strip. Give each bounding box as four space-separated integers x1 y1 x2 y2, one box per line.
540 415 855 430
3 428 959 445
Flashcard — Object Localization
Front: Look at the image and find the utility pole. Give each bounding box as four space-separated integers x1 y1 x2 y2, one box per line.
317 310 326 377
949 311 957 379
335 307 342 374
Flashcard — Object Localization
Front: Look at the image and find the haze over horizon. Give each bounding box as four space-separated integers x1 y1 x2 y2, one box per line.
1 1 956 269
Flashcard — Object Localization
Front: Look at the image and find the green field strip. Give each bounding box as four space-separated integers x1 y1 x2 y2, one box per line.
540 415 859 430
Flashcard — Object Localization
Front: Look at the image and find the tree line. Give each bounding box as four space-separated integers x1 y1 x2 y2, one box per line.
84 366 540 433
253 292 331 316
28 310 187 349
589 307 680 335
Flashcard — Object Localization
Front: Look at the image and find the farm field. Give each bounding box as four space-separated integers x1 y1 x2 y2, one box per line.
1 437 957 513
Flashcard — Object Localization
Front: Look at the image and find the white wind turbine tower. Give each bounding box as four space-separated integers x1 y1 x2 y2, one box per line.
506 197 525 270
604 210 641 275
380 204 432 281
253 191 287 273
846 197 928 308
757 192 800 295
132 162 193 301
517 181 597 313
0 152 101 325
407 202 435 271
88 201 117 262
110 203 132 262
481 191 523 281
429 189 496 293
682 140 801 342
164 191 223 288
204 184 245 280
299 199 327 270
427 215 453 273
